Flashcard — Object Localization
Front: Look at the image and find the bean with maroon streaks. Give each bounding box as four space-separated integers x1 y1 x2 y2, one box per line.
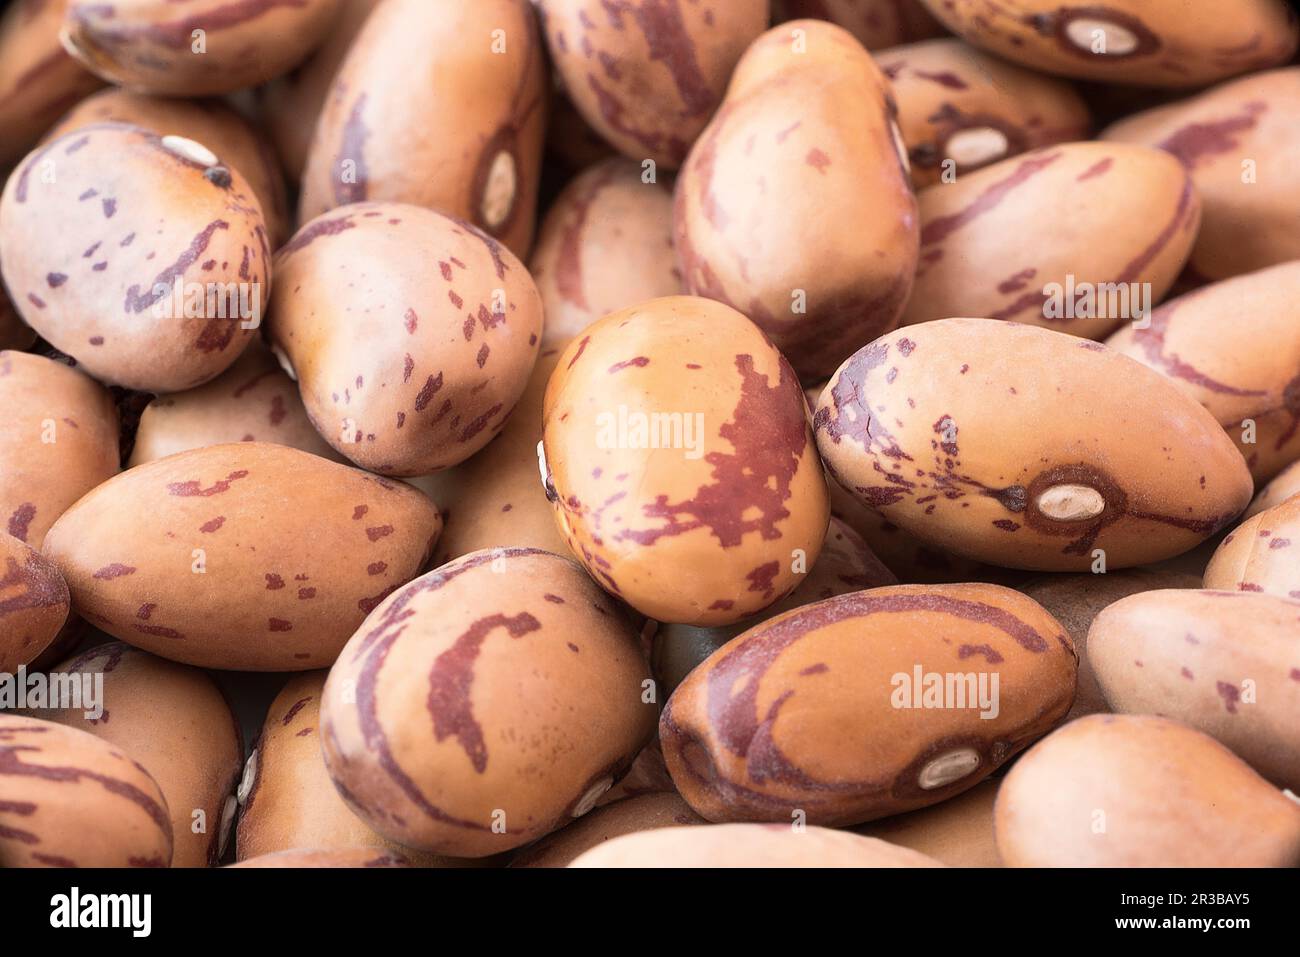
529 158 681 345
1088 590 1300 790
128 342 343 466
815 319 1253 571
0 0 103 167
41 642 242 867
320 548 657 857
674 20 918 380
536 0 768 170
901 142 1199 339
876 38 1090 188
1203 497 1300 600
41 442 442 671
267 203 543 476
1102 67 1300 282
661 583 1077 825
45 88 292 249
235 671 481 867
60 0 343 96
0 714 173 868
918 0 1298 87
1105 261 1300 484
773 0 944 50
994 714 1300 867
652 517 897 696
569 823 946 867
0 123 270 392
299 0 547 258
541 296 830 626
0 532 71 674
0 351 119 549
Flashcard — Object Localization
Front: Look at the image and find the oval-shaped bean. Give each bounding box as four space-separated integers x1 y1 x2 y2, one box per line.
267 202 542 476
674 20 918 380
299 0 547 258
1017 568 1202 721
1249 459 1300 519
0 714 172 867
257 0 383 181
320 548 657 857
537 0 767 170
0 351 119 548
920 0 1298 87
569 823 945 867
774 0 943 50
236 671 476 866
854 777 998 868
46 88 291 249
877 38 1089 188
228 847 410 868
542 296 829 625
530 158 680 344
128 342 341 467
1103 68 1300 282
0 532 71 673
815 319 1253 570
1089 589 1300 789
510 792 704 868
1107 262 1300 483
994 714 1300 867
42 442 441 670
0 124 269 391
41 642 242 867
901 142 1199 338
1203 498 1300 600
61 0 342 96
661 583 1076 825
426 345 569 567
0 0 103 167
652 517 896 695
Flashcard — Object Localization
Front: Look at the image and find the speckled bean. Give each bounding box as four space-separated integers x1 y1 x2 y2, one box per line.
0 532 71 674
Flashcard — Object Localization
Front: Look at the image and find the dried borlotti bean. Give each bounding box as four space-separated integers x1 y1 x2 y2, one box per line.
1106 261 1300 483
42 442 441 671
901 141 1199 339
236 672 478 867
0 123 269 392
299 0 547 258
919 0 1298 87
0 351 119 549
569 823 946 868
0 0 103 167
42 642 243 867
1088 590 1300 790
652 517 897 696
815 319 1254 571
660 583 1077 825
60 0 343 96
0 714 173 868
877 37 1090 188
128 342 342 467
994 714 1300 867
1103 67 1300 282
536 0 768 170
1203 497 1300 600
46 88 291 249
0 532 70 674
529 158 680 345
320 548 658 858
541 296 829 626
674 19 919 380
267 202 542 476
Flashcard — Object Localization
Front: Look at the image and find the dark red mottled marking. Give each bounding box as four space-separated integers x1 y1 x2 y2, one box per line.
93 564 136 580
414 374 443 413
168 470 248 497
806 148 831 173
366 526 393 542
1076 157 1113 181
608 356 650 373
921 151 1062 246
1215 681 1241 714
268 618 293 632
404 309 418 334
265 573 285 590
281 697 312 726
199 517 225 533
123 221 230 313
1158 102 1267 170
280 211 357 254
7 505 36 543
958 643 1004 664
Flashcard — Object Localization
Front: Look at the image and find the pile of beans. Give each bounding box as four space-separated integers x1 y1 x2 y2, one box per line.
1 0 1299 869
